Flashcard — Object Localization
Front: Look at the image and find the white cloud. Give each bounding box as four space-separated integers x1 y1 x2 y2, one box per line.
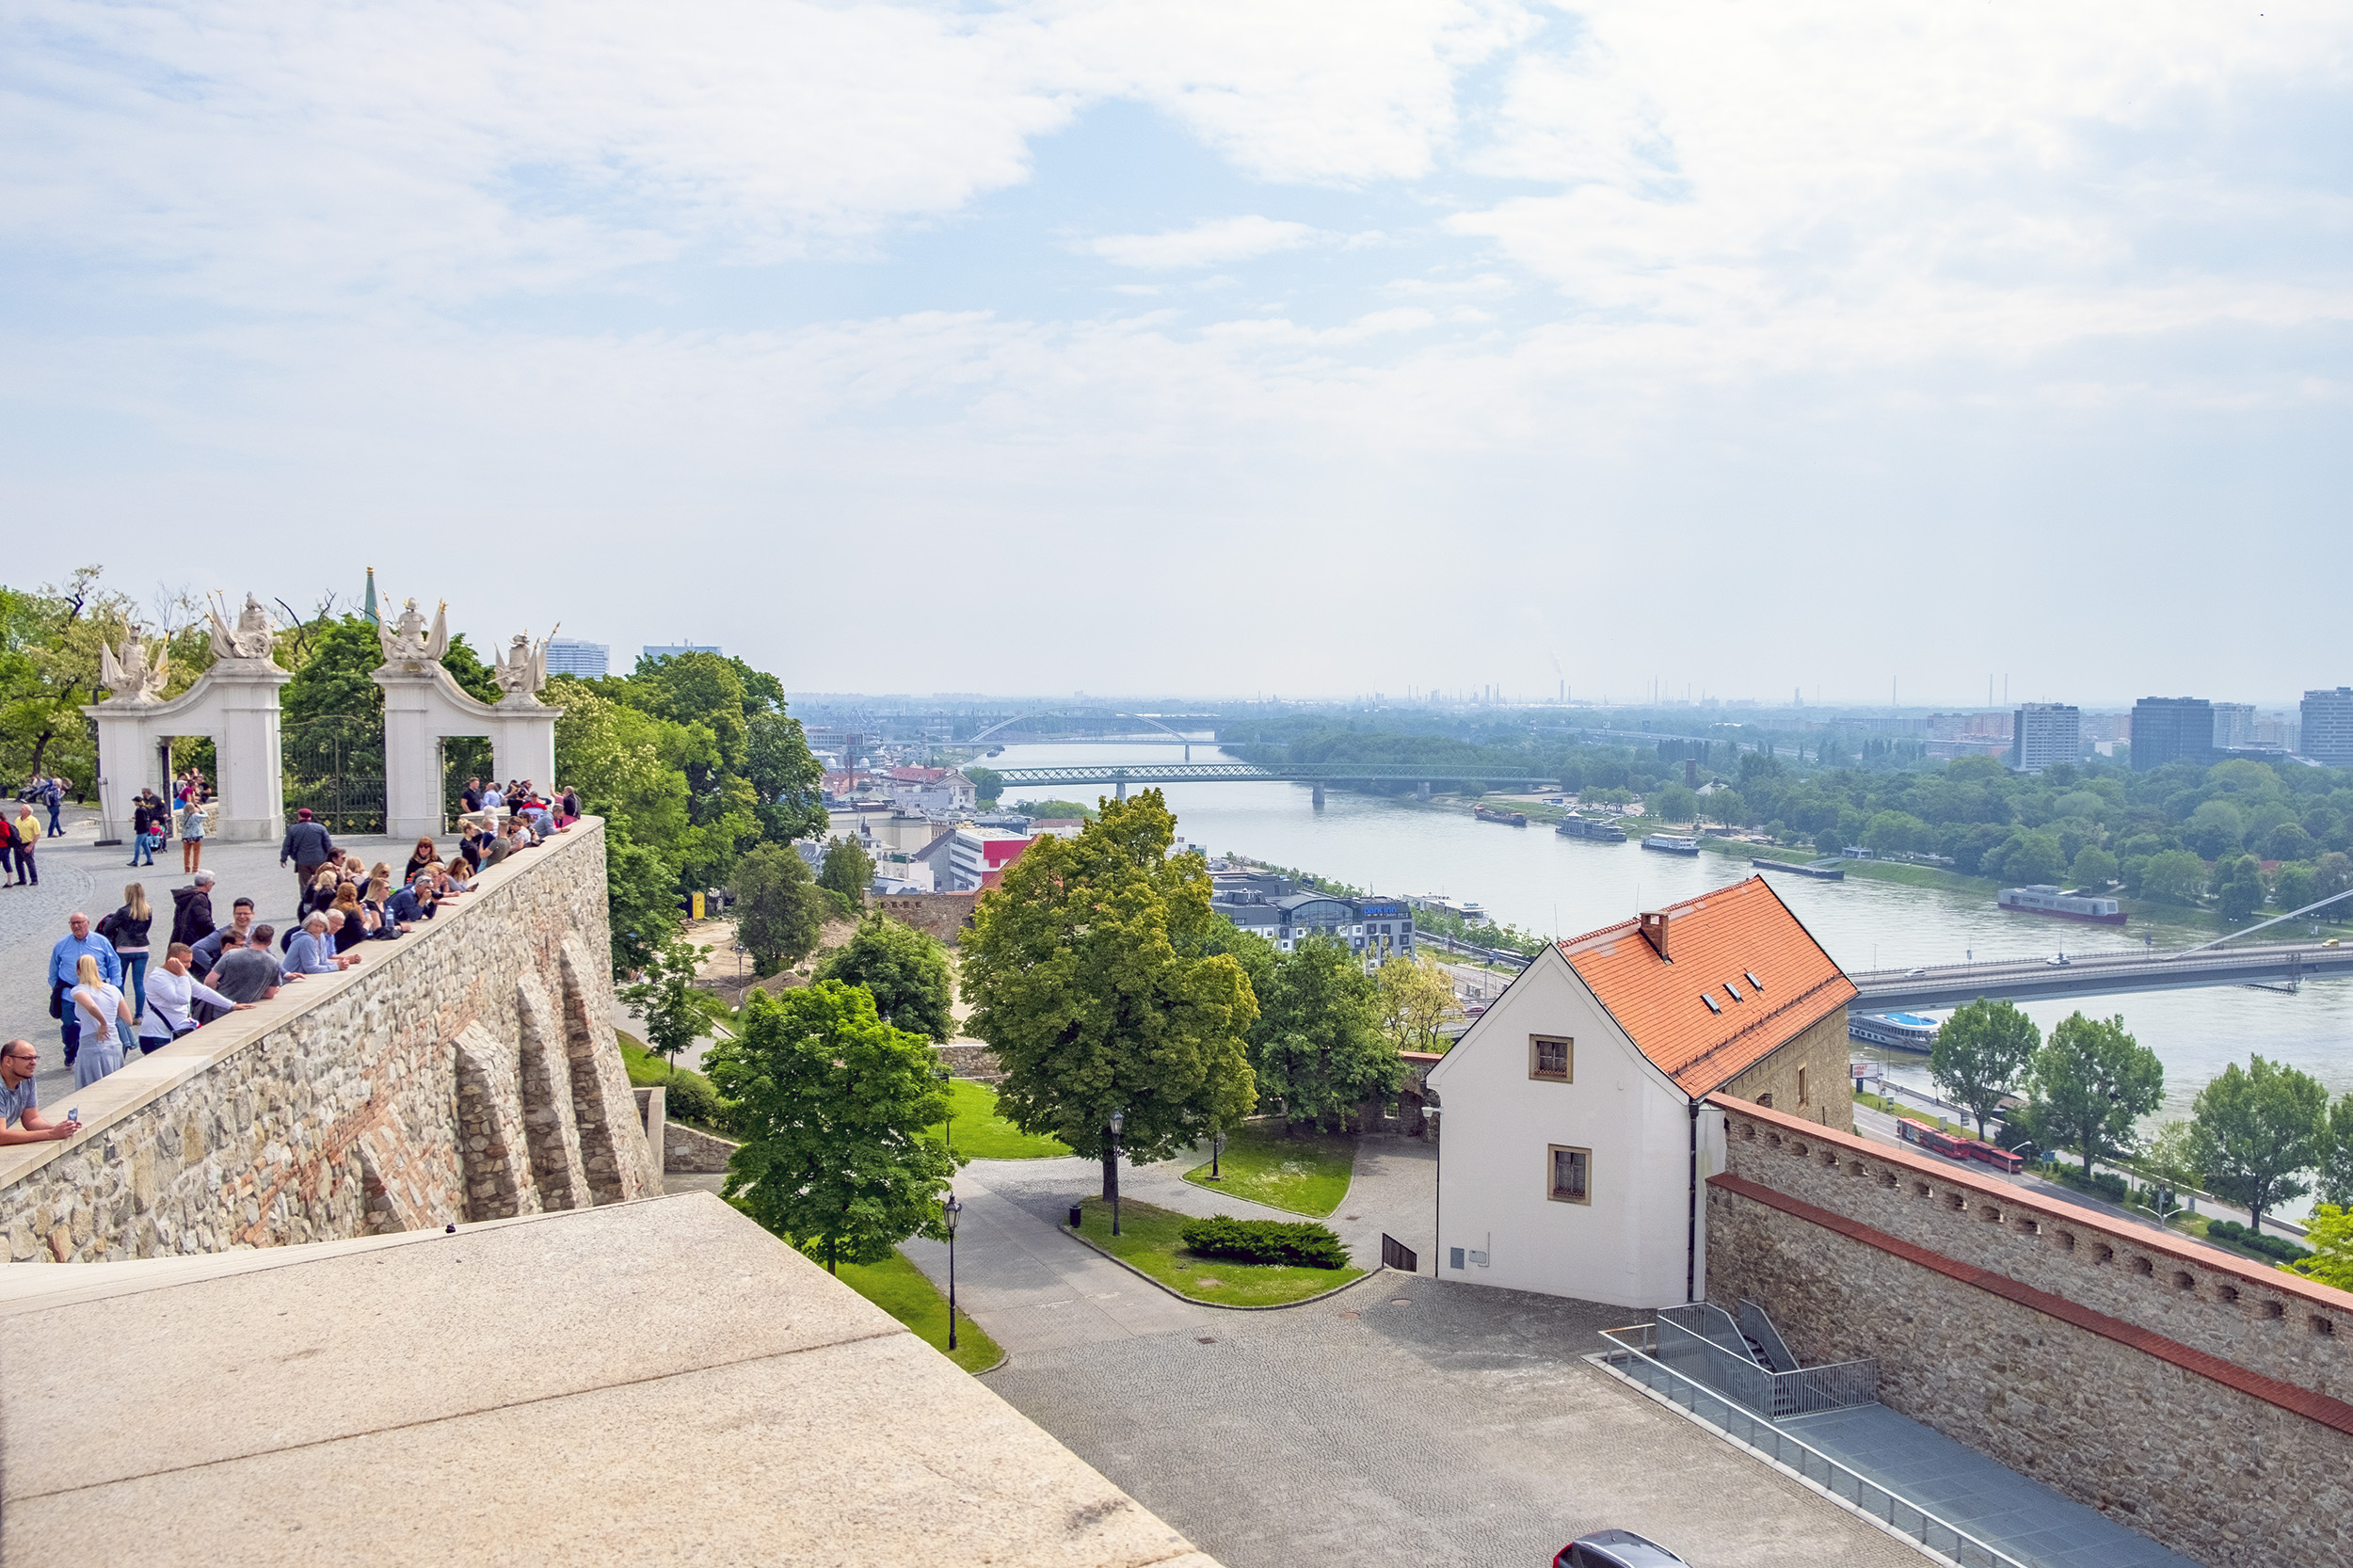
1084 216 1321 268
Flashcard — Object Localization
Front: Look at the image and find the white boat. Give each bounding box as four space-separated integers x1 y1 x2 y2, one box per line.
1641 833 1700 856
1849 1012 1940 1052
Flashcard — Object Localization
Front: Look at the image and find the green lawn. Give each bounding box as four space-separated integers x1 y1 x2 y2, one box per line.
836 1247 1002 1374
1070 1196 1362 1306
932 1079 1069 1160
1181 1123 1356 1216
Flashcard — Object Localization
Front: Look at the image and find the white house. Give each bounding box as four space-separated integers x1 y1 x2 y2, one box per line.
1424 876 1856 1309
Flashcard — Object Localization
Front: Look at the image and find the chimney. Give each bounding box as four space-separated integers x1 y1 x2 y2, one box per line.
1639 910 1671 960
1685 758 1698 789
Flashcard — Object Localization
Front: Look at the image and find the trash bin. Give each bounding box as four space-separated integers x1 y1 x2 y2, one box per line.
1067 1204 1083 1230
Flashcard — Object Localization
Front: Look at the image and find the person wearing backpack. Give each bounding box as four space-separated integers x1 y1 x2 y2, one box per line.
0 809 16 889
96 883 155 1026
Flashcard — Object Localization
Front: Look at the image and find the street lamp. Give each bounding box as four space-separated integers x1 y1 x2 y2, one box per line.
1209 1126 1226 1181
1109 1109 1126 1237
942 1192 964 1352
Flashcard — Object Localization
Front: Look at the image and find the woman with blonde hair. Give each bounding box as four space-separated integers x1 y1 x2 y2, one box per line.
96 882 154 1025
71 952 135 1087
304 864 340 920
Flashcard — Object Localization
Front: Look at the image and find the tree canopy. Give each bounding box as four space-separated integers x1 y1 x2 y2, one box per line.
1248 935 1399 1130
2190 1055 2329 1236
1929 998 2041 1139
2023 1012 2164 1174
962 789 1257 1200
730 842 829 976
814 913 954 1042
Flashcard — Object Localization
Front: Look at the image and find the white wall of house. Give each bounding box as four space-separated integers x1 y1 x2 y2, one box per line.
1425 945 1725 1309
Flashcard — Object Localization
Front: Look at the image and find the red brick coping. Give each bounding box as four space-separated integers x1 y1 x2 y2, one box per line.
1708 1171 2353 1439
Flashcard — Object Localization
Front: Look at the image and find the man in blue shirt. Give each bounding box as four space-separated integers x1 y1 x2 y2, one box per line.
385 873 433 928
50 912 123 1067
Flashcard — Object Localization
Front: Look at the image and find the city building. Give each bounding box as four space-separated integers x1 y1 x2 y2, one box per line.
1424 875 1856 1308
1209 887 1415 963
2008 703 2081 775
917 825 1032 892
2303 687 2353 767
2129 696 2214 771
885 765 977 815
2210 702 2257 750
2256 712 2303 754
642 642 721 662
541 638 610 679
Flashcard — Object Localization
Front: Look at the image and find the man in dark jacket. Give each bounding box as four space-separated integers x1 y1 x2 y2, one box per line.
170 872 217 948
280 808 336 904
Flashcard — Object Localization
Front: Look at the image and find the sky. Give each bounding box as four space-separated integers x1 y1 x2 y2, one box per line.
4 0 2350 708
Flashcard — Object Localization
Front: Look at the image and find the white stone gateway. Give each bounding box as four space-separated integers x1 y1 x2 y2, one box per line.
82 594 293 843
373 596 561 840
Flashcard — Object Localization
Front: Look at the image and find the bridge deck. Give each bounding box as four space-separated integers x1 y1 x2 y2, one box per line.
1848 942 2353 1011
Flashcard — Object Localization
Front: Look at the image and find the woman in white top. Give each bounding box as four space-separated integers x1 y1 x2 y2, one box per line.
71 953 135 1087
138 942 249 1052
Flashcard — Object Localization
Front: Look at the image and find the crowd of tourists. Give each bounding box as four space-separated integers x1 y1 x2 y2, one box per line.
3 777 581 1146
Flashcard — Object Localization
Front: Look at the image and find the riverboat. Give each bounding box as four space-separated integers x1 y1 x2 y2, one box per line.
1640 833 1700 856
1997 884 2125 926
1556 815 1626 842
1474 805 1529 826
1849 1011 1940 1052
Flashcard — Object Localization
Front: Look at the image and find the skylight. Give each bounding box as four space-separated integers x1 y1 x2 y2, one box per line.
1724 982 1743 1002
1744 970 1764 991
1700 992 1722 1015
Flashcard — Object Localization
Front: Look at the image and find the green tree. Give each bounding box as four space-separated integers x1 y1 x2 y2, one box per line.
2272 861 2317 913
1252 936 1398 1131
710 981 963 1273
604 821 684 978
1864 811 1929 855
746 710 827 843
730 842 828 976
1650 783 1699 824
2293 1204 2353 1292
2137 1119 2204 1212
962 790 1258 1204
819 835 876 910
2214 854 2265 921
1010 798 1097 821
1993 830 2066 886
814 913 954 1042
2182 798 2246 859
2314 852 2353 913
967 765 1003 805
2023 1012 2164 1175
1929 998 2041 1139
1378 952 1460 1053
1701 788 1746 825
2069 845 2118 890
2189 1055 2329 1238
2318 1094 2353 1208
617 936 731 1078
2138 850 2208 906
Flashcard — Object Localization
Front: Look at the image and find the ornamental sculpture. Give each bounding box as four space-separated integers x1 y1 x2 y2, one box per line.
96 630 170 704
376 596 450 667
492 628 555 706
206 592 280 666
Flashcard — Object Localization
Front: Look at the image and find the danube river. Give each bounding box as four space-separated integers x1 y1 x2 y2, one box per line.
992 742 2353 1134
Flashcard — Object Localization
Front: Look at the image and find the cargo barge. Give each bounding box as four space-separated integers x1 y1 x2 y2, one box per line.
1556 815 1627 841
1998 884 2126 925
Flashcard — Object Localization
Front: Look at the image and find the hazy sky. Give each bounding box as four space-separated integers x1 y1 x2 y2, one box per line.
6 1 2348 707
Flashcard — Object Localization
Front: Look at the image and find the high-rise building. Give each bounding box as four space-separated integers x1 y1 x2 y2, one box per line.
544 638 609 679
2009 704 2081 774
2303 688 2353 767
2210 702 2256 750
2129 697 2213 772
642 643 722 664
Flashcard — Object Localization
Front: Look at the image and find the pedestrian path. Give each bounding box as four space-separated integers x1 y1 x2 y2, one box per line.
1779 1404 2194 1568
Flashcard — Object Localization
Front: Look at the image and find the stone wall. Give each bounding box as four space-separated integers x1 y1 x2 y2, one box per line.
1717 1007 1852 1133
874 890 980 944
936 1043 1002 1082
1707 1096 2353 1568
662 1120 739 1175
1 820 658 1262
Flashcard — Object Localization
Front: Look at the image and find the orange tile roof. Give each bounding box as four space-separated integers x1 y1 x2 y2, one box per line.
1559 875 1856 1096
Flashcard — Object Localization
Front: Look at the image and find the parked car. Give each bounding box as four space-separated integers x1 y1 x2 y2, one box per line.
1555 1530 1690 1567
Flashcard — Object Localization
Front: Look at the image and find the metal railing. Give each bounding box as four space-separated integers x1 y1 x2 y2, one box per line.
1594 1327 2027 1568
1737 1298 1800 1373
1654 1304 1877 1419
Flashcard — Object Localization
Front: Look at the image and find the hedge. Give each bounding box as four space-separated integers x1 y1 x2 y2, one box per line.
2203 1217 2313 1263
1178 1214 1350 1270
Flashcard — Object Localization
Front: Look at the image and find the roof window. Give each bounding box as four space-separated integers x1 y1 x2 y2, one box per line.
1723 982 1743 1002
1744 970 1764 991
1700 992 1722 1015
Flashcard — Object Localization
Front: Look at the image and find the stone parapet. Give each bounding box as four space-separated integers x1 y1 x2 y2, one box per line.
873 890 979 943
1 819 657 1262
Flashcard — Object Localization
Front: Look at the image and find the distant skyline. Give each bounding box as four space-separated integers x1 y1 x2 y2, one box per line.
6 2 2349 699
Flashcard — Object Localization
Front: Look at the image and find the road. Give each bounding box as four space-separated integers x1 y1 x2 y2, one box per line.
1849 940 2353 1011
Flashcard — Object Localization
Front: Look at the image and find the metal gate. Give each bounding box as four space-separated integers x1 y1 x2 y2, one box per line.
1381 1233 1418 1272
281 717 387 835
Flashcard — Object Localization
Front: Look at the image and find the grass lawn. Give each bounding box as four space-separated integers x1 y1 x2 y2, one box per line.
932 1079 1069 1160
836 1247 1003 1374
1181 1122 1356 1216
1071 1196 1362 1306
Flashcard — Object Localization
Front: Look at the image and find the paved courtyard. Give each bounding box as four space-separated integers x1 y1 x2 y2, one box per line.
909 1148 1929 1568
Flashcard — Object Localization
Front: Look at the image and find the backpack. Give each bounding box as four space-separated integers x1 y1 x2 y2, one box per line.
0 816 14 849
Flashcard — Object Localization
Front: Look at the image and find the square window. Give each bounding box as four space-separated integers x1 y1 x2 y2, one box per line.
1547 1144 1592 1204
1529 1035 1573 1081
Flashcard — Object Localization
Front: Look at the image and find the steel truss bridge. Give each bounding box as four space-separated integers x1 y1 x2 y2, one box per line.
985 762 1559 799
1848 942 2353 1012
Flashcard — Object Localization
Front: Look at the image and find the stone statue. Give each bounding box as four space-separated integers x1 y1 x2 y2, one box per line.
97 629 170 705
376 596 450 667
206 592 280 666
492 627 554 705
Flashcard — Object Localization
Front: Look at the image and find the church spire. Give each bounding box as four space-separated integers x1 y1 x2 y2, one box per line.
363 567 378 625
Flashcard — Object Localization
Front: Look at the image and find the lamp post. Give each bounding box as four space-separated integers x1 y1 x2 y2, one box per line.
1209 1126 1226 1181
942 1192 964 1352
1109 1109 1125 1237
935 1064 954 1156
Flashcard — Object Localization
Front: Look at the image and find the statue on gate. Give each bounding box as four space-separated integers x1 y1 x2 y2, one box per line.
491 625 555 706
97 628 170 705
376 596 450 667
206 592 280 666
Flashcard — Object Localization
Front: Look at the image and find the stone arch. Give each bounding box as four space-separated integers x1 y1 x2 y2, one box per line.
516 975 592 1212
84 652 291 843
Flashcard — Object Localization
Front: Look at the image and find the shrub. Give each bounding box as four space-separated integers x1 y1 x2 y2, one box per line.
2203 1217 2313 1263
660 1070 741 1136
1178 1214 1350 1270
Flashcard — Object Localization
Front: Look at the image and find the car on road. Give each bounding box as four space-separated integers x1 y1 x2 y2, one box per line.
1905 967 1926 977
1555 1530 1690 1567
2046 952 2071 967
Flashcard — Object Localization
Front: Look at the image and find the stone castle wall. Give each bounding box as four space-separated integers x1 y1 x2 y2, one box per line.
874 890 980 944
1 820 658 1262
1707 1096 2353 1568
1716 1006 1853 1134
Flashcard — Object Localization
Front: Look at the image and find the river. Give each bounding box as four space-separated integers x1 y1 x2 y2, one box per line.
989 742 2353 1144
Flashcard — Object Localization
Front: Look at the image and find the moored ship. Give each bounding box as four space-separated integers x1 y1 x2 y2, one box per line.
1474 805 1529 826
1556 815 1627 841
1640 832 1700 856
1997 885 2126 925
1849 1011 1941 1052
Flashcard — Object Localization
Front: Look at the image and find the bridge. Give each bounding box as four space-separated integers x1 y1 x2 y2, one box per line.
1847 942 2353 1012
987 761 1560 801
